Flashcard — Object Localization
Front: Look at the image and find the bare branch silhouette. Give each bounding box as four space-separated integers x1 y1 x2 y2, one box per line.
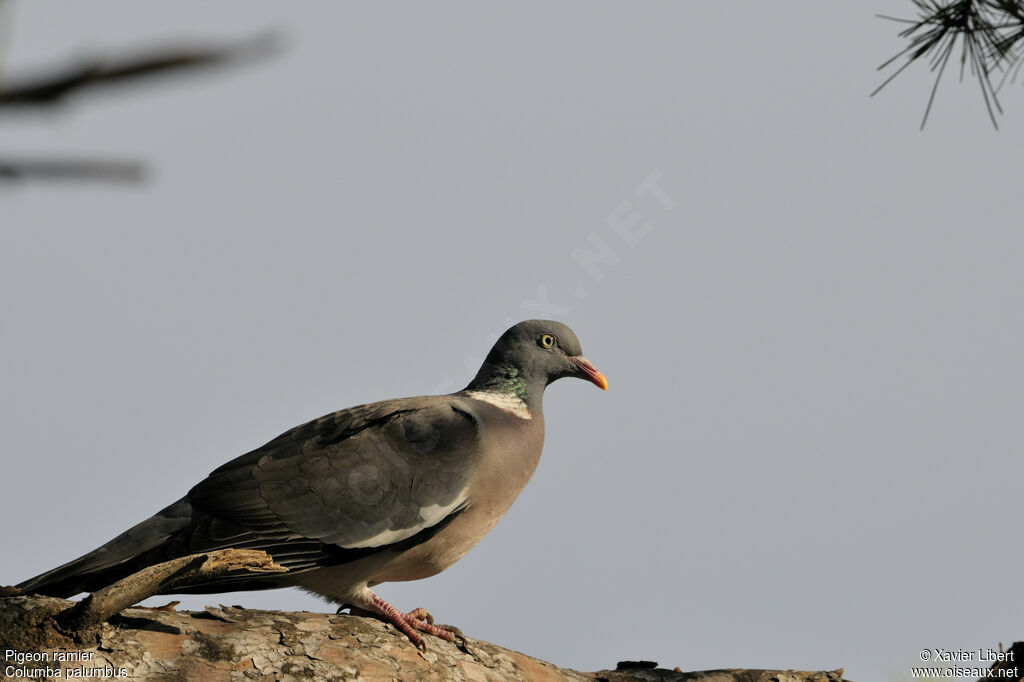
0 32 277 108
0 29 277 184
0 157 145 183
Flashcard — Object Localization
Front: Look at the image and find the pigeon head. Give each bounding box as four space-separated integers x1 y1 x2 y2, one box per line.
465 320 607 408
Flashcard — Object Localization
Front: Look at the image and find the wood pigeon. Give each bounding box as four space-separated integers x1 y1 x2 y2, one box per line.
15 319 607 649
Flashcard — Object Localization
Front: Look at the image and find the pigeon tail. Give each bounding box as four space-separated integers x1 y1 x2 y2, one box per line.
15 498 194 598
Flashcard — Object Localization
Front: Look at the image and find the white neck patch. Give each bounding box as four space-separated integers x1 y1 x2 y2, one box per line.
464 390 533 420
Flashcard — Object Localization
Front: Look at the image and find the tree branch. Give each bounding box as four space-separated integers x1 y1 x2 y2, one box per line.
0 32 278 107
874 1 1024 128
0 594 850 681
53 549 287 632
0 30 278 184
0 157 145 183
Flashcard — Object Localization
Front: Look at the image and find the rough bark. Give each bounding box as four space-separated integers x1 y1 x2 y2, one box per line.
56 549 287 632
1 552 848 681
0 595 847 682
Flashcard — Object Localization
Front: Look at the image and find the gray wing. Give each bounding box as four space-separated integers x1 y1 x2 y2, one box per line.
17 397 481 597
183 396 480 563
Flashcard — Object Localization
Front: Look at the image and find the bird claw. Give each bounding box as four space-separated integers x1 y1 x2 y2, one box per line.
436 623 463 638
403 607 435 625
366 593 460 648
437 624 469 652
404 609 456 642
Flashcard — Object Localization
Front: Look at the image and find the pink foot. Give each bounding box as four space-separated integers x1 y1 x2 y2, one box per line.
368 594 456 650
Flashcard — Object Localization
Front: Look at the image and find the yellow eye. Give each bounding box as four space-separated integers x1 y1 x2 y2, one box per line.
540 334 556 348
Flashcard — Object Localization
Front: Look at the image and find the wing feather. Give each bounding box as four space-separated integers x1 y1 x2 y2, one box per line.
185 397 479 560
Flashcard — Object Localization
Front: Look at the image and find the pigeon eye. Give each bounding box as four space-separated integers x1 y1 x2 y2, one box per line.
539 334 556 349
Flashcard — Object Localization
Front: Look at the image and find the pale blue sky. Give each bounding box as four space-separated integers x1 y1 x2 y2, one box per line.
2 3 1022 680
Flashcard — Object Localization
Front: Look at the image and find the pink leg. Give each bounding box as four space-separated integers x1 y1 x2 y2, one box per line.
367 593 456 650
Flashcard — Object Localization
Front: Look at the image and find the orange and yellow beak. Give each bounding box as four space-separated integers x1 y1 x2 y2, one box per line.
570 356 608 391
